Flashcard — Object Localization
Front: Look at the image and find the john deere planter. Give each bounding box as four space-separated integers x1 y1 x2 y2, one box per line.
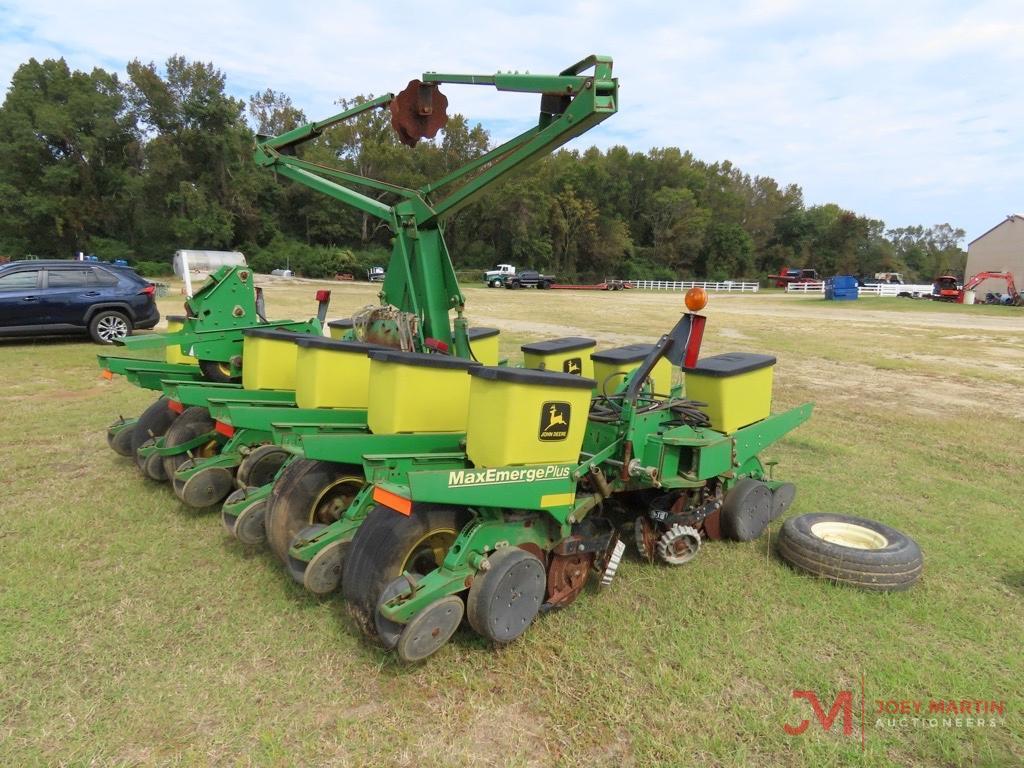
102 267 331 464
98 56 820 663
329 288 812 662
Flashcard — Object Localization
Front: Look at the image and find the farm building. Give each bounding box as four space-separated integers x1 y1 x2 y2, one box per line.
966 214 1024 296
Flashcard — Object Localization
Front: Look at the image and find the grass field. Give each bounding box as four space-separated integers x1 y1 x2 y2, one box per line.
2 281 1022 767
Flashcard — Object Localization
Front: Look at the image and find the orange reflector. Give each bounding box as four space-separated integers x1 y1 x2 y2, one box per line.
685 286 708 312
215 421 235 437
373 486 413 516
101 369 114 380
167 399 185 414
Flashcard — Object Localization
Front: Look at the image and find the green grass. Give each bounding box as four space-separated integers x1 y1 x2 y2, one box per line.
1 282 1022 766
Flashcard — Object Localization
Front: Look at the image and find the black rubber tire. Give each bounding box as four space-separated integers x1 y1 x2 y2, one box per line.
236 444 291 489
160 406 216 481
776 513 923 592
130 397 177 458
88 310 132 344
198 359 239 383
720 478 774 541
342 504 470 642
265 459 365 564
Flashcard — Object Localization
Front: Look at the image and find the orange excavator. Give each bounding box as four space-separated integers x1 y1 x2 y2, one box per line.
957 271 1022 306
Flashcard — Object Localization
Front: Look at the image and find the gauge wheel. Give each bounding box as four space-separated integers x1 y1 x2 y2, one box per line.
130 397 178 458
160 407 218 481
342 504 470 643
265 459 365 564
776 513 923 592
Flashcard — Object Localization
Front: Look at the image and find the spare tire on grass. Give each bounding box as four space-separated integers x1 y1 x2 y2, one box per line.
776 513 922 592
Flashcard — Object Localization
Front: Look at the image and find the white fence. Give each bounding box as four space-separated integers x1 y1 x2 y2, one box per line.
630 280 760 293
785 282 935 297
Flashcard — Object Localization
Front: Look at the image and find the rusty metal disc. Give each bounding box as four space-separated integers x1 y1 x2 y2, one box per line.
545 552 593 608
634 516 656 563
390 80 448 147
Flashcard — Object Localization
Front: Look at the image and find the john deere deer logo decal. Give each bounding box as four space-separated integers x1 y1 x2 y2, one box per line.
539 401 571 441
563 358 582 375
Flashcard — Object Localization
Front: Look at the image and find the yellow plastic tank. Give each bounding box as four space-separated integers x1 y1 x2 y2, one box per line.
468 327 500 366
367 350 480 434
294 337 384 409
684 353 776 433
164 315 197 365
591 344 671 397
241 328 303 391
465 366 595 467
327 318 354 340
521 337 595 378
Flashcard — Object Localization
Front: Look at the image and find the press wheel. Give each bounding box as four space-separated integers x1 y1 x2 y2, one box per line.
466 547 546 644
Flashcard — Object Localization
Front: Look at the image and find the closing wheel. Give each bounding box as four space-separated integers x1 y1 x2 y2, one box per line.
175 464 235 509
236 445 290 489
720 478 774 542
342 504 469 643
302 538 347 596
265 459 365 564
396 596 464 663
224 492 269 546
130 397 178 458
285 524 328 586
467 547 546 644
107 420 135 456
776 513 923 592
198 359 239 383
374 575 417 649
161 407 218 481
137 441 168 482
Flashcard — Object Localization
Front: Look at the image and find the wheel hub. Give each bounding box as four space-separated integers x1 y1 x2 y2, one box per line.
810 521 888 550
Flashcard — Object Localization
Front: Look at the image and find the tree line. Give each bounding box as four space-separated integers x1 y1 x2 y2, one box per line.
0 55 968 283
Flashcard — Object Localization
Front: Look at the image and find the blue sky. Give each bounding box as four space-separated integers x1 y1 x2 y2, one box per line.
1 0 1021 241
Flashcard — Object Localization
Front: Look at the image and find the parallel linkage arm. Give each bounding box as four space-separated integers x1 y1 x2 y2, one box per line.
253 55 617 229
251 55 617 348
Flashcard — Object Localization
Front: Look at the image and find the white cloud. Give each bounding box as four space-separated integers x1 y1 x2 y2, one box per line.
0 0 1020 238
